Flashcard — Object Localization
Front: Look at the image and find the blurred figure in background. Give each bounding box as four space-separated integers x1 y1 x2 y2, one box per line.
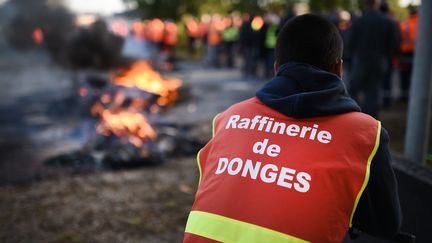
337 10 352 71
199 14 211 49
146 18 165 67
162 20 178 71
204 14 224 67
379 1 400 108
185 16 202 57
263 12 279 77
199 14 210 63
222 16 239 68
238 13 250 68
279 4 296 30
398 5 418 101
347 0 399 118
240 15 265 78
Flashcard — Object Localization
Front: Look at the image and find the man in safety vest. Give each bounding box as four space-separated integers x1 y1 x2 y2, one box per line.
205 14 224 67
184 14 401 243
162 20 178 71
399 5 418 101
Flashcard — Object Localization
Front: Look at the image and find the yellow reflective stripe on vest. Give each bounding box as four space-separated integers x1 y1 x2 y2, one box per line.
197 113 220 185
349 121 382 227
212 113 220 138
196 150 202 185
185 211 309 243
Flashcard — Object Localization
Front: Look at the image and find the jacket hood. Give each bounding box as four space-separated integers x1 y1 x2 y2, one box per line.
256 62 360 118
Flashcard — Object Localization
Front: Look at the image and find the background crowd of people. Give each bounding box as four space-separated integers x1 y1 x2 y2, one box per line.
179 2 418 119
106 1 418 119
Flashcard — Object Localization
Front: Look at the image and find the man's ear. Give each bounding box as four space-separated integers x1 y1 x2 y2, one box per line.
273 62 280 75
331 60 343 78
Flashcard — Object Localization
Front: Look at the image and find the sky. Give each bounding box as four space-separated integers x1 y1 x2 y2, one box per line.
399 0 421 7
65 0 135 15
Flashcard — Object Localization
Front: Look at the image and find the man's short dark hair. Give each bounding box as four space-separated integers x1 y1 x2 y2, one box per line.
275 14 343 71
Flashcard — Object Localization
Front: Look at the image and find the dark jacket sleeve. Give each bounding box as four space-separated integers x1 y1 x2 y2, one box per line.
351 127 402 238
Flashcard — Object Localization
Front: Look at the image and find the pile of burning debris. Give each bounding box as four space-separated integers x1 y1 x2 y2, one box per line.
45 60 201 172
2 0 203 175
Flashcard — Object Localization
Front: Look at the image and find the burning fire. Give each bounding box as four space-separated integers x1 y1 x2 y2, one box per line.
96 108 157 148
88 60 182 148
113 61 182 106
32 27 44 45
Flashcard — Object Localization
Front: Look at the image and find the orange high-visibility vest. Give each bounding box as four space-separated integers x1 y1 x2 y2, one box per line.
164 22 178 45
186 19 201 38
400 15 418 53
208 28 221 45
184 97 381 243
148 18 165 43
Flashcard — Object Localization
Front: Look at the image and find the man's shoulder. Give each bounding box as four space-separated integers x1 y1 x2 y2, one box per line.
224 97 262 112
322 111 380 134
333 111 378 124
217 97 271 121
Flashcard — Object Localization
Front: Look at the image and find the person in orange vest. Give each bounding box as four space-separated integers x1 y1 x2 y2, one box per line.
399 5 418 101
163 21 178 47
199 14 211 44
147 18 165 52
162 20 178 71
143 18 165 68
379 2 400 108
185 16 202 56
204 14 224 67
184 14 401 243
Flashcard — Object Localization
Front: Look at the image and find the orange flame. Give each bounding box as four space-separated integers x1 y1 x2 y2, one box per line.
32 27 43 45
96 108 157 147
112 61 182 106
88 60 182 148
91 91 157 147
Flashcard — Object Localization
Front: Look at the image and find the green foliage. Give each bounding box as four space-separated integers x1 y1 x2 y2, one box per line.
195 0 232 15
309 0 354 12
122 0 208 19
124 0 410 21
124 0 299 20
123 0 233 20
386 0 409 20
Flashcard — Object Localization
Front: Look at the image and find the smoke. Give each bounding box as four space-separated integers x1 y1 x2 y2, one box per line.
2 0 126 70
3 0 75 57
65 20 125 70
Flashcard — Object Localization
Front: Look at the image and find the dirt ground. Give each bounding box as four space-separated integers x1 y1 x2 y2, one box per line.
0 157 198 243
